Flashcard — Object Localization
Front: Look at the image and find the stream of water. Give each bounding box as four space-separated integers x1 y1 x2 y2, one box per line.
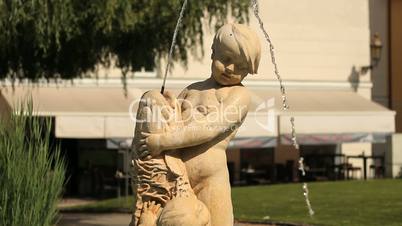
161 0 188 94
251 0 315 217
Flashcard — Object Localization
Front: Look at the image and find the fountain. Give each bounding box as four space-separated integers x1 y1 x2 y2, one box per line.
130 1 314 226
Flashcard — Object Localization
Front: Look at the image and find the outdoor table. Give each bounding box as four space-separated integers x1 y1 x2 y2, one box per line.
346 154 385 180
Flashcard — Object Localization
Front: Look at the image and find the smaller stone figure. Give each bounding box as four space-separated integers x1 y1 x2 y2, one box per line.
138 197 211 226
130 90 211 226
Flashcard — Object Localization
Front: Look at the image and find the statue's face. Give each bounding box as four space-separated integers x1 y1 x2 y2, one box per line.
211 44 249 86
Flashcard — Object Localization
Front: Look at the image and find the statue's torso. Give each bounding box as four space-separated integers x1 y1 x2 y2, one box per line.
179 82 246 187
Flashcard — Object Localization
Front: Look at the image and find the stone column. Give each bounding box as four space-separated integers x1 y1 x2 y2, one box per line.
386 134 402 178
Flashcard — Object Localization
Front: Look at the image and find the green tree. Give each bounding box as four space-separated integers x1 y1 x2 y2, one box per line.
0 0 249 80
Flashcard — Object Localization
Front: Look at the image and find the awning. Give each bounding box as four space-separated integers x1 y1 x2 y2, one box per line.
248 88 395 144
0 86 140 138
281 133 389 145
0 80 395 146
228 136 277 148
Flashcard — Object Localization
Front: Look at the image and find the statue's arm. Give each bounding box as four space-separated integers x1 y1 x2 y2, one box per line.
157 87 250 151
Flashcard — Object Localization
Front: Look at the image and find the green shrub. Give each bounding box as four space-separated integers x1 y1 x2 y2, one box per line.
0 103 65 226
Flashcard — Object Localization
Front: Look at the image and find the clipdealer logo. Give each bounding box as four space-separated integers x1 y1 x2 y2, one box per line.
128 96 276 132
253 97 276 133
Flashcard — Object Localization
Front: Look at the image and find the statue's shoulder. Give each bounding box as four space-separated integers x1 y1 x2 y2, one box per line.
178 82 197 98
229 85 249 96
225 85 251 106
178 81 206 99
186 80 205 90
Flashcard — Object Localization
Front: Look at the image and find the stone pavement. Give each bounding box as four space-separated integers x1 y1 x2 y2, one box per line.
57 213 273 226
57 198 300 226
58 213 131 226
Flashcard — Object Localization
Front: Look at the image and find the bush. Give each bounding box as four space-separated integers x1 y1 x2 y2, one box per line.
0 103 65 226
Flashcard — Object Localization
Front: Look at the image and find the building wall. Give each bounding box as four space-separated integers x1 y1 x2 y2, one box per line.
368 0 391 179
390 0 402 133
164 0 371 85
386 134 402 177
369 0 390 107
388 0 402 178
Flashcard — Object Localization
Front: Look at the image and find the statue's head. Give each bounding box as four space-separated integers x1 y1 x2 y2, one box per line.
211 23 261 85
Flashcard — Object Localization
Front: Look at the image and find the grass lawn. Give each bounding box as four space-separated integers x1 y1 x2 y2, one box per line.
62 179 402 226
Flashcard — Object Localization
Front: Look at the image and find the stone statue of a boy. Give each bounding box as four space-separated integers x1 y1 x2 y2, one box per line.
132 23 261 226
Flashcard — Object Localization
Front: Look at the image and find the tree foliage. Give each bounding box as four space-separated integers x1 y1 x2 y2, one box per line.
0 0 249 80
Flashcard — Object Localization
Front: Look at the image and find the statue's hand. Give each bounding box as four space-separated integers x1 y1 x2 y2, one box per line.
139 132 163 158
138 201 161 226
145 201 162 215
162 90 177 109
